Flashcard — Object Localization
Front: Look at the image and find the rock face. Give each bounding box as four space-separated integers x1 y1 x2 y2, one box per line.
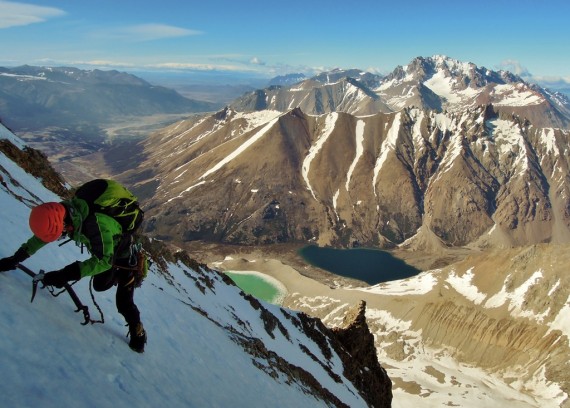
246 296 393 407
120 104 570 249
0 138 68 198
331 301 393 408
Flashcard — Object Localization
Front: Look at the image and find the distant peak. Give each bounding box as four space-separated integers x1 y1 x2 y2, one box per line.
431 54 452 63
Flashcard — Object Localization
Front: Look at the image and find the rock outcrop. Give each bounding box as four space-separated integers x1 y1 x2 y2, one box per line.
0 138 69 198
331 301 393 408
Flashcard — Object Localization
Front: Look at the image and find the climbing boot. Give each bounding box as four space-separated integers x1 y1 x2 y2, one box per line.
128 322 147 353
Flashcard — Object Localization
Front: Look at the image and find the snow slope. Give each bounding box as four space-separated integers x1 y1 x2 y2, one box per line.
0 125 370 408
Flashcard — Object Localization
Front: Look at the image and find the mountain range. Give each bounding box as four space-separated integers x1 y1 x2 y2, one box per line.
2 55 570 406
112 56 570 250
0 65 217 130
232 56 570 129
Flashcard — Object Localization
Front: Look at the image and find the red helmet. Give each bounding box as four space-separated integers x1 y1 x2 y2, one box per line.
29 202 67 243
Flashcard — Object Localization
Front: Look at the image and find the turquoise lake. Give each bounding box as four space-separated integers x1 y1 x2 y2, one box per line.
298 245 420 285
225 271 286 305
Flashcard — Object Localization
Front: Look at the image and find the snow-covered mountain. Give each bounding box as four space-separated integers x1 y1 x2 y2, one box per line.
0 122 392 407
117 104 570 249
231 56 570 129
231 69 390 117
379 55 570 129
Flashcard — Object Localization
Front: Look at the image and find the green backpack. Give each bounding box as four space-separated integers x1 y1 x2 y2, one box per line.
75 179 149 285
74 179 144 233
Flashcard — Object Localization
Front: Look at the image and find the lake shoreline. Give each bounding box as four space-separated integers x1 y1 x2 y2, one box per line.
225 270 288 305
183 241 474 306
298 245 421 285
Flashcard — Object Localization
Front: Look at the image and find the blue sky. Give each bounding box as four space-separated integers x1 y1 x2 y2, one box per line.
0 0 569 83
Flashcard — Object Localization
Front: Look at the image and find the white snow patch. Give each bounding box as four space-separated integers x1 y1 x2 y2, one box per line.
542 128 559 156
547 279 561 297
493 84 543 106
172 116 209 141
346 119 365 191
166 180 206 203
366 308 413 332
200 117 279 180
424 71 461 103
486 119 529 176
0 122 27 149
410 108 425 151
446 268 486 305
435 131 462 179
0 72 47 81
352 270 438 296
332 189 340 217
373 112 401 196
485 270 544 319
173 169 188 181
234 110 282 134
302 113 338 200
548 295 570 338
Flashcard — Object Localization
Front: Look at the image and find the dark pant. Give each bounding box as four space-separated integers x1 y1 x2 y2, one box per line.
93 267 140 327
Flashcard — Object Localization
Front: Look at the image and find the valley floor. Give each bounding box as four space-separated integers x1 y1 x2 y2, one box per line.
184 241 471 288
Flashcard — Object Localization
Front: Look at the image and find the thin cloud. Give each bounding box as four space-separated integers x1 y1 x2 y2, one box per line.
496 59 532 77
531 75 570 84
15 55 326 78
249 57 265 66
151 62 257 72
74 60 136 69
495 60 570 88
96 24 202 42
0 0 65 28
78 60 259 73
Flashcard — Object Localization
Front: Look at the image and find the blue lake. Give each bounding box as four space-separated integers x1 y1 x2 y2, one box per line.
298 245 420 285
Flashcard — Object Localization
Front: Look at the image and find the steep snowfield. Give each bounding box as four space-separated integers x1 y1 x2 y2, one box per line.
200 117 280 180
0 126 369 408
302 112 338 201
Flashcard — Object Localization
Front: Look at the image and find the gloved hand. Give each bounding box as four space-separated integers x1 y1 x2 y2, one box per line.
0 256 18 272
0 248 29 272
41 262 81 288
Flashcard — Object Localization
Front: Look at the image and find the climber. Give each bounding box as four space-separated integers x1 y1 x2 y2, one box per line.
0 179 147 353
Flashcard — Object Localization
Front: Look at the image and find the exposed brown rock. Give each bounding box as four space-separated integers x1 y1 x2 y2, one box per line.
0 139 69 198
122 105 570 250
331 301 393 408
